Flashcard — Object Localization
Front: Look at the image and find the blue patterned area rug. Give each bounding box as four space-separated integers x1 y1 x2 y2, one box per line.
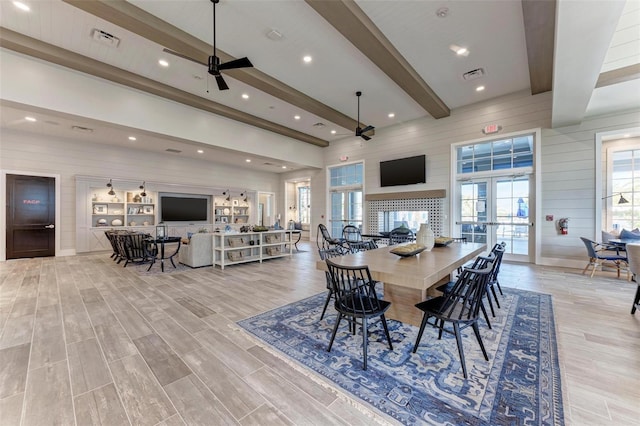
238 288 564 425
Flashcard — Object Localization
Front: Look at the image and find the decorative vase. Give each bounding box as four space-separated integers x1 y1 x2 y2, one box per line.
417 223 435 251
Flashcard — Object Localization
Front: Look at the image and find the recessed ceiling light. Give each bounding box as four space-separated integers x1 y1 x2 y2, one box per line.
624 134 631 138
294 115 301 120
331 130 337 134
13 1 30 12
388 113 395 118
128 136 136 141
245 159 251 163
303 55 312 63
197 149 204 154
476 85 485 92
282 166 287 169
241 93 249 99
158 59 169 67
25 116 36 122
449 44 470 57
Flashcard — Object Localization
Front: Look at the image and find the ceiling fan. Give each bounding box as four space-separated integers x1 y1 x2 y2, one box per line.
355 91 375 141
163 0 253 90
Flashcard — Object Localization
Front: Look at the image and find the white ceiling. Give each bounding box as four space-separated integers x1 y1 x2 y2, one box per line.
1 0 638 171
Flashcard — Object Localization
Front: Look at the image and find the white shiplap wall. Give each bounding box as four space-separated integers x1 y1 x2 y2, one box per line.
0 129 280 255
319 89 640 266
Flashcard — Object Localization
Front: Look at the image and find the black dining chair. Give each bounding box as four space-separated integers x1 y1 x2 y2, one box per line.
413 260 493 379
318 247 347 320
342 224 362 244
389 227 414 245
317 223 349 253
325 259 393 370
348 239 378 253
623 243 640 315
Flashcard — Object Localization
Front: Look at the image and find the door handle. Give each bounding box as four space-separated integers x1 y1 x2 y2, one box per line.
44 224 55 229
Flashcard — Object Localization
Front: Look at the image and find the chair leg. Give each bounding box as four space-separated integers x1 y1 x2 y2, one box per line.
380 315 393 350
632 285 640 314
480 301 492 329
472 322 489 361
437 318 445 339
485 290 496 317
452 322 468 379
590 260 598 278
490 285 500 309
495 279 503 295
412 313 430 353
362 317 368 370
327 313 343 352
319 290 333 320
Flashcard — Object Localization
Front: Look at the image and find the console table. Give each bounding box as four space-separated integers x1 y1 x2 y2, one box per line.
213 230 294 269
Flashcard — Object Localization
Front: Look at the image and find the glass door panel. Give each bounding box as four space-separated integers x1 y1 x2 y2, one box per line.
456 176 531 262
329 190 362 237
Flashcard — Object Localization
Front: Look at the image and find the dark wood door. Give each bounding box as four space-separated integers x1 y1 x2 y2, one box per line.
6 174 55 259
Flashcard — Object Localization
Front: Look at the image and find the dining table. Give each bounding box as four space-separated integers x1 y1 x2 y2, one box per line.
316 242 487 327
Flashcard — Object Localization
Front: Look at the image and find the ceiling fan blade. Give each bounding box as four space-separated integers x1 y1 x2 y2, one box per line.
218 57 253 71
215 74 229 91
360 134 371 141
162 48 207 67
360 125 375 134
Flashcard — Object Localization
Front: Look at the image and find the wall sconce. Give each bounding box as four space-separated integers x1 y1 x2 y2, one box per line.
602 193 629 204
289 205 297 210
139 181 147 197
240 191 248 203
222 190 230 202
106 179 115 196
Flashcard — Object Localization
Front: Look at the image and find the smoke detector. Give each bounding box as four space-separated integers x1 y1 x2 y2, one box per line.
91 29 120 47
462 68 485 81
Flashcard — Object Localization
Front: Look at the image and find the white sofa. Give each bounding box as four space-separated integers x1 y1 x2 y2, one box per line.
179 233 213 268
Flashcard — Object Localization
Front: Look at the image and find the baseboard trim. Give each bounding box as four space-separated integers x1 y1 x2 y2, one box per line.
537 257 584 269
58 249 76 257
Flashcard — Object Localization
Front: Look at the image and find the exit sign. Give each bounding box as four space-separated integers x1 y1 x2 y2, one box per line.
482 124 502 134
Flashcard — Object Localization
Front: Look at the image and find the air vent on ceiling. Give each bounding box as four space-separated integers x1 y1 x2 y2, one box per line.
313 122 325 128
263 162 274 166
462 68 485 81
165 148 182 153
71 125 93 134
91 29 120 48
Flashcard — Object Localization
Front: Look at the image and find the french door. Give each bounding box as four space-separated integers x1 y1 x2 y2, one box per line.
456 175 532 262
329 190 363 237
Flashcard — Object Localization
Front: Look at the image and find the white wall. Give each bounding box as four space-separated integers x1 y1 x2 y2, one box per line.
0 129 280 254
319 90 640 266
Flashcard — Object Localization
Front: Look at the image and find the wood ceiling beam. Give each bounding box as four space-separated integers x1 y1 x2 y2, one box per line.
0 28 329 148
521 0 556 95
62 0 358 132
596 64 640 88
305 0 450 119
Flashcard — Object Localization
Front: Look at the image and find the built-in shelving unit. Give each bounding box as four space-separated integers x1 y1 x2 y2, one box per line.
214 196 250 225
213 230 292 269
91 190 156 228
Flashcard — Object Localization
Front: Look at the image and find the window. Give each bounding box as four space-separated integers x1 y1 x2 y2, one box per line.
328 162 364 237
608 148 640 230
297 186 310 224
456 135 533 174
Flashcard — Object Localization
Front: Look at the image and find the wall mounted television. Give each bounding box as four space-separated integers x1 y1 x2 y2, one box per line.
159 195 210 222
380 155 426 187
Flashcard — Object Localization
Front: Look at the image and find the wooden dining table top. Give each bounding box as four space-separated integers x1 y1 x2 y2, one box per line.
316 242 487 291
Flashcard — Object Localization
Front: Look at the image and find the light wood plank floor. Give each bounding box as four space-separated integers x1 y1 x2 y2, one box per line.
1 242 638 425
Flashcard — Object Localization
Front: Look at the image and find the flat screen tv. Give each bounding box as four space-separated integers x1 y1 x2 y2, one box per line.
160 196 209 222
380 155 426 187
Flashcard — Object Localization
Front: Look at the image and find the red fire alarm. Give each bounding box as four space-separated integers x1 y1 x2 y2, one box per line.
482 124 502 134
